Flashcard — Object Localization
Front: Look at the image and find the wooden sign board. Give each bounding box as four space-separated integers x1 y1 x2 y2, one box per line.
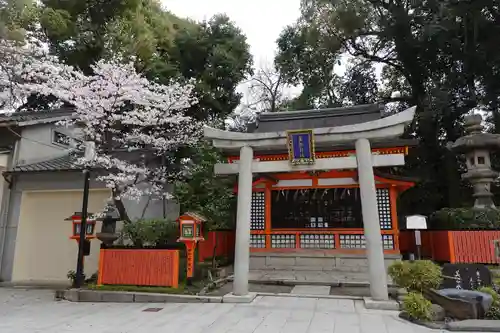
287 129 315 165
406 215 427 230
441 263 492 290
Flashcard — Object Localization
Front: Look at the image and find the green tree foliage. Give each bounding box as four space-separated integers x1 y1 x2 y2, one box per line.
171 14 253 122
0 0 39 42
121 218 179 247
173 144 235 231
36 0 252 122
39 0 141 73
276 0 500 214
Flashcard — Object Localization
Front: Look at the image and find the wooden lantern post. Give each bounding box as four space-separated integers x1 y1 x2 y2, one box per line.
66 212 97 242
66 211 96 287
177 212 206 282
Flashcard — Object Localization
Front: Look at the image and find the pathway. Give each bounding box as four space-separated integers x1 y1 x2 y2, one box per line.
0 287 443 333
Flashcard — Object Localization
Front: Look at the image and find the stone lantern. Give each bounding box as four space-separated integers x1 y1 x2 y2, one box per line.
450 114 500 208
95 200 121 246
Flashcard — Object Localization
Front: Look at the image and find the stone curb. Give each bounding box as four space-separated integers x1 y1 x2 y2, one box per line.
398 312 500 332
363 297 400 311
245 278 398 288
55 288 370 303
257 292 363 300
56 289 224 303
446 320 500 332
398 312 446 330
247 279 340 287
198 275 233 296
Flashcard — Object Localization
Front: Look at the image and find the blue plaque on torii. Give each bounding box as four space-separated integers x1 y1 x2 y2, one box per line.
286 129 316 165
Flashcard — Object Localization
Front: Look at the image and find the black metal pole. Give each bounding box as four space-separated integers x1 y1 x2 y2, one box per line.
74 168 90 288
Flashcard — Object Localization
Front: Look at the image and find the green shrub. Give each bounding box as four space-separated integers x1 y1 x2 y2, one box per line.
430 207 500 230
388 260 442 292
478 286 500 319
67 270 77 284
121 219 179 247
402 292 433 321
387 260 409 285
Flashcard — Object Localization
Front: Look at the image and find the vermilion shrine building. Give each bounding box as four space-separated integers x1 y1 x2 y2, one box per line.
204 104 417 302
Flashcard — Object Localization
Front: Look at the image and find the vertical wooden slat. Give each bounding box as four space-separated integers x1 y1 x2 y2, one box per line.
448 231 456 263
459 232 464 263
483 232 491 263
265 185 272 250
100 249 179 287
476 231 484 263
389 186 400 251
97 248 104 286
172 251 179 288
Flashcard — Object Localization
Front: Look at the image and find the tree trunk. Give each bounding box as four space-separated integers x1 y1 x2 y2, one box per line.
211 231 218 269
112 189 131 222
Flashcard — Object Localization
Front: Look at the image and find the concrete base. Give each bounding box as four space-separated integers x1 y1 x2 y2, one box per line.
222 292 257 303
446 320 500 332
56 289 223 303
363 297 399 311
250 252 400 273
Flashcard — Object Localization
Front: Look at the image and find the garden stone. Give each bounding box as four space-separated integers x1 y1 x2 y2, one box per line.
438 289 493 316
431 304 446 321
423 288 484 320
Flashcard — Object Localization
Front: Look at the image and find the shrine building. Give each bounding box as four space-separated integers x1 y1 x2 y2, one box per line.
204 103 417 302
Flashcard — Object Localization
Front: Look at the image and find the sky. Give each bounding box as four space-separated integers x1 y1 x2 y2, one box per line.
159 1 385 115
161 0 302 66
161 0 303 114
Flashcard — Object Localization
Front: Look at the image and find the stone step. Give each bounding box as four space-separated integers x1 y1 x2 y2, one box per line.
250 254 398 273
291 285 331 295
249 269 395 287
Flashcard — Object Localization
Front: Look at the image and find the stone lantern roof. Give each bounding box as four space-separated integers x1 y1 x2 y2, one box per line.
450 114 500 154
449 113 500 208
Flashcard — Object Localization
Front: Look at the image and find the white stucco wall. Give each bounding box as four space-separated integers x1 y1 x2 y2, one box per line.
11 189 111 284
16 124 80 165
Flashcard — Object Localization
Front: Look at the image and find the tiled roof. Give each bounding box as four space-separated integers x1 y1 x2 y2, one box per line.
250 104 385 133
0 109 74 126
10 152 81 173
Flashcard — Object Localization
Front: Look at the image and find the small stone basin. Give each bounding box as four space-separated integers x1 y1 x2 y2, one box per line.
438 288 493 315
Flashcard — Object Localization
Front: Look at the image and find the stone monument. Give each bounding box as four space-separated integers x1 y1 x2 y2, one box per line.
450 114 500 208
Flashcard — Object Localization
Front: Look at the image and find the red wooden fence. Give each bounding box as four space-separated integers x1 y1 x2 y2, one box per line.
198 231 235 262
399 230 500 264
98 249 179 287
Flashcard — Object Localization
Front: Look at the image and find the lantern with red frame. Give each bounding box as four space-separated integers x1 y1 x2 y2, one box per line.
177 212 206 279
65 212 97 241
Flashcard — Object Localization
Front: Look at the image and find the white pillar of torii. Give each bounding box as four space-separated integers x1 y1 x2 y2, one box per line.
204 106 416 302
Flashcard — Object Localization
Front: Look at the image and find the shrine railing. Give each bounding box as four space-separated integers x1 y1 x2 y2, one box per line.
399 230 500 264
249 229 399 254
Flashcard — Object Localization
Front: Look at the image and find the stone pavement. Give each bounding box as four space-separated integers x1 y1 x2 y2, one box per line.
0 288 446 333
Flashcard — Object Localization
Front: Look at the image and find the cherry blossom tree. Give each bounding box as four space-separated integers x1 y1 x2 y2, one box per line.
1 40 202 220
0 39 75 112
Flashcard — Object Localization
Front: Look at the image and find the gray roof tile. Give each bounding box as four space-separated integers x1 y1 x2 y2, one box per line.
0 109 74 126
10 152 81 173
251 104 385 133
